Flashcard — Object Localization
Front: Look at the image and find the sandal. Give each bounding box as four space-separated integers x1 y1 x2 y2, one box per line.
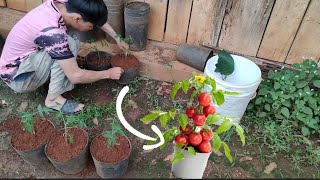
49 99 84 115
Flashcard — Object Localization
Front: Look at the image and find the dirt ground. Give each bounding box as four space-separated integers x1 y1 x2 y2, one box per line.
0 78 319 179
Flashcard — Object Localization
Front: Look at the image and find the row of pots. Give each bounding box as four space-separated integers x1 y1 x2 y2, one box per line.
10 118 132 178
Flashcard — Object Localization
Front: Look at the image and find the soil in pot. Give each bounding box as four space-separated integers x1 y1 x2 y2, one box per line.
1 117 23 134
45 128 87 161
10 118 55 167
11 118 55 151
45 128 89 174
110 54 140 84
90 133 131 178
86 51 112 71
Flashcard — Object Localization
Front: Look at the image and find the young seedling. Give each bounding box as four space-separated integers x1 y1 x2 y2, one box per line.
19 104 53 135
83 38 109 62
114 34 134 60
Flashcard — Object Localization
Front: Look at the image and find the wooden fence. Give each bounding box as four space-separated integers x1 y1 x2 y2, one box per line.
2 0 320 64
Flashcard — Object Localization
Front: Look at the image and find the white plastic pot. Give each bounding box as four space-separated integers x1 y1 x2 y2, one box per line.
171 146 211 179
203 55 262 124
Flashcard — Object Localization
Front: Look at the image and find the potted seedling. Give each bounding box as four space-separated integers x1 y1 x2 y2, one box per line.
111 34 140 85
10 105 55 167
90 103 132 178
141 74 245 179
83 38 113 71
45 112 89 174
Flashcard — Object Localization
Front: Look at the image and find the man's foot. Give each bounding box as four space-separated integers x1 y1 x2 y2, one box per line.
45 95 84 114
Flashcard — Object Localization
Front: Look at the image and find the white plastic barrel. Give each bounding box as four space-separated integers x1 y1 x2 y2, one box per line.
203 55 262 124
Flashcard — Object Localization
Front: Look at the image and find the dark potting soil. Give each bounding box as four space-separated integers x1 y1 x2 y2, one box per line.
1 117 23 134
110 54 139 70
45 128 88 161
11 118 55 151
87 52 111 67
91 134 131 163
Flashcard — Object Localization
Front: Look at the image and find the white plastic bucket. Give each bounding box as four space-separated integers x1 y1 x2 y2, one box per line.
171 147 211 179
203 55 262 124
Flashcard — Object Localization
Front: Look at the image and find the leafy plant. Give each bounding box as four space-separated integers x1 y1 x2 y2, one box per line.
114 34 134 59
247 59 320 136
19 104 52 134
140 74 245 164
83 38 109 62
101 102 126 147
215 50 235 80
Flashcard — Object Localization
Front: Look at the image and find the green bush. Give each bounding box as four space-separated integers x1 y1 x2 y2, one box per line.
247 59 320 137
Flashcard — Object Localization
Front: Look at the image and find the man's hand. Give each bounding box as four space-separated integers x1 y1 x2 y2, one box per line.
116 39 129 52
107 67 124 80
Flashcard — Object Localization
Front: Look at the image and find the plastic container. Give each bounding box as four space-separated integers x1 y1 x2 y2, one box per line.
86 51 112 71
171 146 211 179
203 54 262 124
124 2 150 51
176 44 214 71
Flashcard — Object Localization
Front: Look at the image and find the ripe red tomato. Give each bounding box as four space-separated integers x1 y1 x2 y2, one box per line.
203 105 216 116
197 141 212 153
179 124 193 134
174 134 188 145
192 114 206 126
200 129 213 141
185 107 197 118
189 133 202 146
198 93 212 107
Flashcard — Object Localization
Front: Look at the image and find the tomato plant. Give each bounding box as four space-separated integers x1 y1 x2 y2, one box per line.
141 74 245 165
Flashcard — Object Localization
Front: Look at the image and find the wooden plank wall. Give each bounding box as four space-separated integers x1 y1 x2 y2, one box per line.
164 0 193 45
6 0 42 12
257 0 310 62
0 0 6 7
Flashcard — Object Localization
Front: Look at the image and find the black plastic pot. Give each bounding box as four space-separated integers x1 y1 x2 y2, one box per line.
86 51 112 71
10 120 55 167
117 66 139 85
104 0 125 44
45 128 89 174
90 134 132 178
176 44 214 72
124 2 150 51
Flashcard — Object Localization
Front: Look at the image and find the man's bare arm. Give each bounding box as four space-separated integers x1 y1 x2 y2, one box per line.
57 57 123 84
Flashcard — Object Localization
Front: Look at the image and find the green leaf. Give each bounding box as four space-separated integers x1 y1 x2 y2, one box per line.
274 82 281 90
37 104 44 117
264 104 271 111
169 109 176 119
235 124 245 146
213 91 225 106
216 119 232 134
313 80 320 88
171 82 182 100
160 129 177 150
178 114 188 130
303 107 313 115
282 100 291 108
189 91 198 103
281 107 290 118
301 127 310 136
259 112 267 117
181 80 189 94
212 134 222 152
23 123 33 133
206 114 221 125
215 50 235 76
159 113 171 127
222 142 233 163
69 134 74 144
171 152 185 164
187 146 197 156
141 113 158 123
275 114 284 119
258 88 269 96
296 81 308 88
204 77 217 92
175 143 184 149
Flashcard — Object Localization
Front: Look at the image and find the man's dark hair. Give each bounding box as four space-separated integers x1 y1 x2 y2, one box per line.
66 0 108 27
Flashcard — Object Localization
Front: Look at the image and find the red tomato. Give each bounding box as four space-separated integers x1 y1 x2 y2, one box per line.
174 134 188 145
203 105 216 117
200 129 213 141
198 93 212 107
189 133 202 146
192 114 206 126
197 141 212 153
185 107 197 118
179 124 193 134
